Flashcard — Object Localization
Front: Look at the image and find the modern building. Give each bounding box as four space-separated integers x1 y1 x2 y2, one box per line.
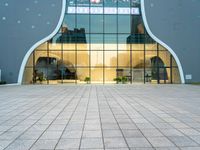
0 0 199 84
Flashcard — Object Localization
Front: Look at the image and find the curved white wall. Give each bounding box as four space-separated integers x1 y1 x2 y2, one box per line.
18 0 66 84
19 0 186 84
141 0 185 84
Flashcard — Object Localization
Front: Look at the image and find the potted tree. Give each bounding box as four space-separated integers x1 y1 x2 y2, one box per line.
84 77 90 84
36 72 46 84
121 76 128 84
114 77 122 84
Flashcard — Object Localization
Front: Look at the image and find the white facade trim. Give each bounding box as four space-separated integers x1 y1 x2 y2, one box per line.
141 0 185 84
18 0 185 84
17 0 66 84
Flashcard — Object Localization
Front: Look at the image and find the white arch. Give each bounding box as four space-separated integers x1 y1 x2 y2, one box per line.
17 0 66 84
141 0 185 84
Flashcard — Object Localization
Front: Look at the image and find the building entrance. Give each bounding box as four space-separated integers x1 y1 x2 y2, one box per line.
22 0 181 84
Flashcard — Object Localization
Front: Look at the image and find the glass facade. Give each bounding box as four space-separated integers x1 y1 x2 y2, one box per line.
23 0 181 84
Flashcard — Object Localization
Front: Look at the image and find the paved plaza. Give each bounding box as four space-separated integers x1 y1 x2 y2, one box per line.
0 84 200 150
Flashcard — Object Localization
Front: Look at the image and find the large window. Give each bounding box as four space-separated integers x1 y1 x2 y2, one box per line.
23 0 181 84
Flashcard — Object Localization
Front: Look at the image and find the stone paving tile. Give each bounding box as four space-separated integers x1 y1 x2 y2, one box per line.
147 137 176 147
83 130 102 138
30 139 58 150
19 131 43 140
0 85 200 149
140 129 163 137
104 138 128 148
102 123 119 130
106 148 129 150
84 124 101 130
155 148 179 150
119 123 138 130
40 131 63 140
0 131 22 140
169 122 190 129
28 124 48 131
180 147 200 150
80 138 104 149
160 129 184 137
4 139 34 150
136 123 156 129
132 148 154 150
122 129 144 138
169 136 199 147
126 137 152 148
47 124 66 131
103 129 123 138
62 130 82 139
190 135 200 144
0 126 13 132
179 128 200 136
55 138 81 149
0 140 12 150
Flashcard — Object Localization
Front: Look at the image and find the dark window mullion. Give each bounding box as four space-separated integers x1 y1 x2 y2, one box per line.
157 43 160 84
170 54 173 84
89 1 91 84
144 29 146 84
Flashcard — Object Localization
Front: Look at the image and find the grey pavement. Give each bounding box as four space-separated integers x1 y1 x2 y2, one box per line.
0 84 200 150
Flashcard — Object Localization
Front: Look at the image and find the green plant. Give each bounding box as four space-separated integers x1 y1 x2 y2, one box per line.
36 73 46 83
121 76 128 84
113 77 122 84
0 81 6 85
84 77 90 84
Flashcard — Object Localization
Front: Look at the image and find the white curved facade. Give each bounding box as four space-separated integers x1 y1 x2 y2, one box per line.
18 0 66 84
21 0 183 84
141 0 185 84
2 0 199 84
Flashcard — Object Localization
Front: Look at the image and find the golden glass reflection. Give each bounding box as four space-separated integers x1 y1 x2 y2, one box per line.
159 44 166 50
104 44 117 50
49 51 62 61
145 44 157 51
91 68 103 83
131 44 144 51
77 68 89 82
172 57 178 67
166 68 171 83
91 44 103 51
49 43 61 51
132 51 144 67
24 38 181 84
63 51 75 67
105 51 117 67
159 51 171 67
77 51 89 67
26 53 34 67
77 43 89 51
118 51 130 67
91 51 103 67
145 51 157 68
37 42 48 50
63 43 76 50
105 68 116 83
23 68 33 84
34 51 47 64
172 68 181 84
118 44 131 51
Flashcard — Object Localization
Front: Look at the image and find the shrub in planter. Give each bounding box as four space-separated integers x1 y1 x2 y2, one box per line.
84 77 91 84
113 77 122 84
121 76 128 84
36 73 46 84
